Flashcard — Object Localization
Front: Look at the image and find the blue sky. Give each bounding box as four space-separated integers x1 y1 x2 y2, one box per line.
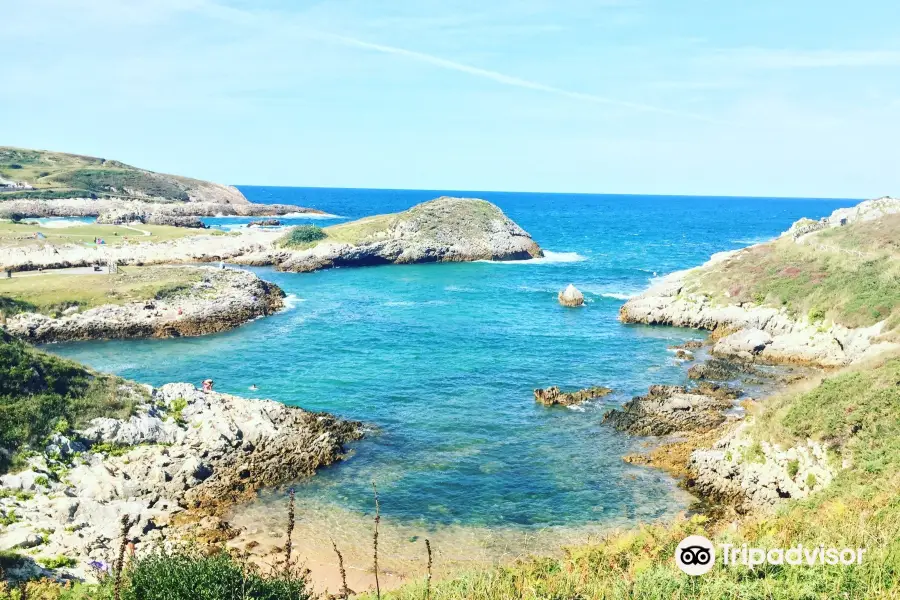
3 0 899 197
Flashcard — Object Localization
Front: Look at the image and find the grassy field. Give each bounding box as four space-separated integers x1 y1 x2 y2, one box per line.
0 146 236 202
0 266 204 317
0 221 219 249
373 356 900 600
685 216 900 334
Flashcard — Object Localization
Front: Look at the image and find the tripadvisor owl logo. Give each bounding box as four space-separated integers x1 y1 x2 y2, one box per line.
675 535 716 576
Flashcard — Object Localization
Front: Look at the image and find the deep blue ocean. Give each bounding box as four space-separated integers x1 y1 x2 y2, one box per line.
52 188 859 537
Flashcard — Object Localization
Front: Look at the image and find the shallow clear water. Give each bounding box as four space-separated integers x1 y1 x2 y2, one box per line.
51 189 858 532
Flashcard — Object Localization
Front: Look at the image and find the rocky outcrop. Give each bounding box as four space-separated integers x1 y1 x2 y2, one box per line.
255 197 543 273
0 382 362 580
602 384 737 436
534 385 611 407
96 207 207 228
5 267 284 343
558 284 584 307
249 219 282 227
619 261 896 367
0 197 321 220
687 422 835 512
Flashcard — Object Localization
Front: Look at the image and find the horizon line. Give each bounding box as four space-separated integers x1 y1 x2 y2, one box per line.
234 183 866 203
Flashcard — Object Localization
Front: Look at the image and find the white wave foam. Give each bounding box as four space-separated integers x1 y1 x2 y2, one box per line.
281 212 344 219
282 294 305 310
732 236 774 246
480 250 587 265
600 292 634 300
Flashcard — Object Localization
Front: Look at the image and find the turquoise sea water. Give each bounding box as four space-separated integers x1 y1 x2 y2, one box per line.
52 189 859 533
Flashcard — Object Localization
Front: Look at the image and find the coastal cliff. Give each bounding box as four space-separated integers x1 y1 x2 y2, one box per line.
0 334 362 582
244 196 544 272
620 197 900 367
3 266 285 343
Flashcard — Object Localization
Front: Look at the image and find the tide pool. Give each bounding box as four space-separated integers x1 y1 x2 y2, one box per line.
51 189 859 532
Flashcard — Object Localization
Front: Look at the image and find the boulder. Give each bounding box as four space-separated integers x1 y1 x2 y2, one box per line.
713 328 773 360
558 284 584 307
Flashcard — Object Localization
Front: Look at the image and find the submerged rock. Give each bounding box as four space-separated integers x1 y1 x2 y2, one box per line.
534 385 612 407
558 284 584 307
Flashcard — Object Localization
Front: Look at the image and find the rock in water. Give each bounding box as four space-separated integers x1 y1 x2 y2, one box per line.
558 284 584 307
534 385 611 407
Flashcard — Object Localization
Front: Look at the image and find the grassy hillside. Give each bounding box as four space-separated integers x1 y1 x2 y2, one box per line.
378 356 900 600
0 332 139 472
0 147 244 203
684 214 900 338
0 266 205 317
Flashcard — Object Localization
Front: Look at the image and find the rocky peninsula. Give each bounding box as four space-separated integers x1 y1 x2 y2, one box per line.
0 355 362 582
606 197 900 514
0 146 323 221
237 197 544 272
620 197 900 367
1 198 542 277
3 266 285 343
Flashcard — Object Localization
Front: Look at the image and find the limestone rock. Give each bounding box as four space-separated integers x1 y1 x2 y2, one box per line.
558 284 584 307
603 384 735 436
534 385 611 407
5 267 285 343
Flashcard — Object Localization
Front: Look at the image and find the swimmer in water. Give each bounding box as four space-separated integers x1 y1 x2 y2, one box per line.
249 384 258 391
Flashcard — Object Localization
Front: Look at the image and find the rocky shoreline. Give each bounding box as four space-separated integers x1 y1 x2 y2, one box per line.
0 382 362 582
0 197 323 221
1 198 542 276
4 267 285 343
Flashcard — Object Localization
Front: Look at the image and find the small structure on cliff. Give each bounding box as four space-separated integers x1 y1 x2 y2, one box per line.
558 284 584 307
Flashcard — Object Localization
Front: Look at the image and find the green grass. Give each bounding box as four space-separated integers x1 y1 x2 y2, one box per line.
0 221 220 250
0 266 204 316
0 331 140 472
376 356 900 600
686 216 900 333
0 146 228 203
276 197 511 249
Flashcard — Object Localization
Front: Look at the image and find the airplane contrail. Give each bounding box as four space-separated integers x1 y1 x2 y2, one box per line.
314 32 723 124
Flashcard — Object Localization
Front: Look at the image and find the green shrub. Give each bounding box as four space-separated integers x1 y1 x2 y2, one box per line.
0 509 19 526
169 397 188 425
40 555 78 569
787 458 800 478
806 472 817 489
278 225 326 248
89 442 134 457
122 548 312 600
808 307 826 322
